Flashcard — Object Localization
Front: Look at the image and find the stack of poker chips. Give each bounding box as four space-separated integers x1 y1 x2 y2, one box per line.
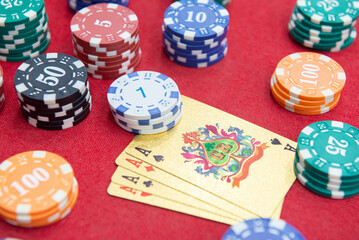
107 71 183 135
288 0 358 52
271 52 346 115
71 3 141 80
295 121 359 199
68 0 129 13
0 0 51 62
222 218 306 240
173 0 231 7
0 65 4 111
14 53 91 130
162 0 229 68
0 151 78 228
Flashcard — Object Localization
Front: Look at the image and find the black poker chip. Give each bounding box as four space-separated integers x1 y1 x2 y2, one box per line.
14 53 88 106
19 84 90 115
25 104 92 130
14 53 92 130
21 95 91 122
22 100 92 127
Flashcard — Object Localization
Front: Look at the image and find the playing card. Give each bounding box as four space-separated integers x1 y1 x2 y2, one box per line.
111 156 284 221
124 96 297 217
115 152 283 219
111 165 239 222
107 182 238 225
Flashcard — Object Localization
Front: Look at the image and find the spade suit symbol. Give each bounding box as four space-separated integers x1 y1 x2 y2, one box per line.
270 138 282 145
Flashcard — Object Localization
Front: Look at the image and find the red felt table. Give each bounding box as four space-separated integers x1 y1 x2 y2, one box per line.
1 0 359 239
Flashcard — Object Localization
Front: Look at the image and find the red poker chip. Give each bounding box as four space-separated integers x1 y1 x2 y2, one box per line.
73 36 139 57
77 47 141 68
88 67 134 80
85 51 141 72
74 42 140 62
87 54 141 78
72 28 139 51
87 65 136 79
74 48 139 67
70 3 139 48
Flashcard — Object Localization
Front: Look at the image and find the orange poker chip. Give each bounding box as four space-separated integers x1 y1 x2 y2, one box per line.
271 80 340 112
271 74 337 107
271 75 341 110
0 151 74 217
275 52 346 101
271 83 340 115
0 176 76 224
4 178 79 228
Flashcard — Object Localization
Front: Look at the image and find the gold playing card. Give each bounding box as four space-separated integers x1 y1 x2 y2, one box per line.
124 95 297 217
110 152 284 223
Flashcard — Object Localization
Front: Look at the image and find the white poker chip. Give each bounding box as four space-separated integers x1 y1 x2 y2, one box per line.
107 71 180 120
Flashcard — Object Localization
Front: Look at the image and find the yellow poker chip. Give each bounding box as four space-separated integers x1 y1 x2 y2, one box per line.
0 151 78 228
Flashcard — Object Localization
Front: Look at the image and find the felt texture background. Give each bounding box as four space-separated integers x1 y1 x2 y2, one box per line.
1 0 359 239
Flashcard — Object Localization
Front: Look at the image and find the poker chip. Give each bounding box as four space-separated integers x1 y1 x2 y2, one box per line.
294 121 359 199
173 0 231 7
107 71 183 135
67 0 129 13
162 0 230 68
288 0 359 51
0 65 4 112
14 53 91 130
221 218 306 240
0 0 50 62
0 151 79 228
70 3 141 79
271 52 346 115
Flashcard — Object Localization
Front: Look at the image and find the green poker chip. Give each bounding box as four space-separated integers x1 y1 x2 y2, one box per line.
0 17 48 42
296 0 359 26
0 29 49 52
294 8 355 32
289 20 351 44
289 26 356 52
0 0 44 26
0 0 50 62
294 152 359 191
289 4 357 52
0 21 49 49
297 121 359 180
0 5 45 32
0 34 50 62
0 14 48 41
0 31 49 55
292 17 351 38
294 159 359 199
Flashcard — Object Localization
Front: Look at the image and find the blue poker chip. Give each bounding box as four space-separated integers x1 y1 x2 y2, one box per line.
163 0 230 41
163 37 227 56
162 26 228 52
166 46 227 68
222 218 307 240
165 41 228 60
163 24 227 46
68 0 129 13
